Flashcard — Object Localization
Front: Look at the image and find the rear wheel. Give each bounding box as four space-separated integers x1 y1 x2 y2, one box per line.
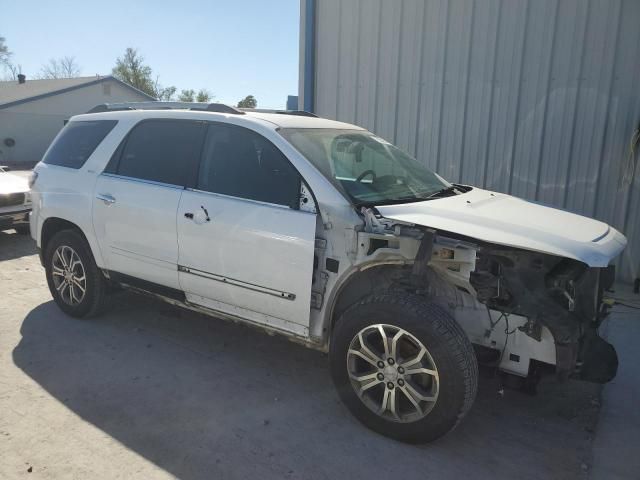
330 293 478 443
44 230 109 318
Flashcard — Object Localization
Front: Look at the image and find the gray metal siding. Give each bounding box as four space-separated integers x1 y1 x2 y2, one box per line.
308 0 640 282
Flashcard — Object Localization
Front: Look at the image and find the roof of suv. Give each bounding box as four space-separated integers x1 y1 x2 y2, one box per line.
74 107 365 131
245 111 364 129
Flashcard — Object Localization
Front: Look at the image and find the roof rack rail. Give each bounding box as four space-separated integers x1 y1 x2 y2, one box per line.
87 102 245 115
239 108 318 118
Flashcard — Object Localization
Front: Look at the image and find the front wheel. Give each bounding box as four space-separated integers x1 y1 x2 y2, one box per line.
330 294 478 443
44 229 109 318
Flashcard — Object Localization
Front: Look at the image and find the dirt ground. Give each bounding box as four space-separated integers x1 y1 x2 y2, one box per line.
0 229 607 479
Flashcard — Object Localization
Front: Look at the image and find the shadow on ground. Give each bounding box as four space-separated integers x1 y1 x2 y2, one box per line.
13 294 599 480
0 230 36 261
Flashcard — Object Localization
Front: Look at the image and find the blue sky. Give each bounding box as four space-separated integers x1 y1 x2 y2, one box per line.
1 0 300 108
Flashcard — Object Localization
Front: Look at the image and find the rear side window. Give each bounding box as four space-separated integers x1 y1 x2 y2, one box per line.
115 119 204 186
43 120 117 168
198 123 301 208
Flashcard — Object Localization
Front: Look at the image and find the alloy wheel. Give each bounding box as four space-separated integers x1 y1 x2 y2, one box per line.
51 245 87 306
346 324 439 423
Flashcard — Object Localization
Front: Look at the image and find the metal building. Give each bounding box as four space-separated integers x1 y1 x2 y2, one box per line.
299 0 640 283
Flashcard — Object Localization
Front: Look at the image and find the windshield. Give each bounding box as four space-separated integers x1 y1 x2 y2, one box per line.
279 128 450 206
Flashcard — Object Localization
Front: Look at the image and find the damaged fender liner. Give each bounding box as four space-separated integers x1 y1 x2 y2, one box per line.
469 245 618 383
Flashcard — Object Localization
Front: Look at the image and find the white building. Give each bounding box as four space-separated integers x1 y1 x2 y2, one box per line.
0 75 153 167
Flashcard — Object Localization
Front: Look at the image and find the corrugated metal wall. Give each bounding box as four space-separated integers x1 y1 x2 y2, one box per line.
307 0 640 282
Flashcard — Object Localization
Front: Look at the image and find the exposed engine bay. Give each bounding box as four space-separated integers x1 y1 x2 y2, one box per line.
355 208 618 385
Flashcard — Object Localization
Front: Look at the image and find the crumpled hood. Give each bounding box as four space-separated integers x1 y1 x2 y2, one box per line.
0 172 29 195
376 187 627 267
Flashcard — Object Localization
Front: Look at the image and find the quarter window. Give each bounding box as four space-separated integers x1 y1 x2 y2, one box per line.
198 124 301 208
116 120 204 186
43 120 117 169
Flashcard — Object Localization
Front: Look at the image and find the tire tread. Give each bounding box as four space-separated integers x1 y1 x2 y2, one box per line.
330 292 478 442
44 229 109 318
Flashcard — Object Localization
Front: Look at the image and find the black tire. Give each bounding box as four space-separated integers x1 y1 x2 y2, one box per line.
44 229 109 318
14 224 30 235
330 293 478 443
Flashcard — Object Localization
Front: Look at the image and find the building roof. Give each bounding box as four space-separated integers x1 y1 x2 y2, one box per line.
0 75 155 109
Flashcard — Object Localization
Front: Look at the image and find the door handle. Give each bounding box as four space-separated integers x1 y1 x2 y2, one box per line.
96 193 116 205
184 206 210 223
200 205 210 222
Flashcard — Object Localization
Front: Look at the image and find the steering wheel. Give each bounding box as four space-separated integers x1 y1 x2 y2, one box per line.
356 170 377 183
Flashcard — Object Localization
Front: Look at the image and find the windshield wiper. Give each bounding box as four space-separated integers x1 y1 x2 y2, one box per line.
368 196 430 207
425 185 460 199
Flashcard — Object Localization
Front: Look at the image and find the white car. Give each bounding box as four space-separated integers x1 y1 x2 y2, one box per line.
0 166 31 234
29 102 626 443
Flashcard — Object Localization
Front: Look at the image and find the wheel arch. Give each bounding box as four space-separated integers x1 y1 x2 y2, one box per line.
40 217 105 268
324 261 473 346
325 263 411 341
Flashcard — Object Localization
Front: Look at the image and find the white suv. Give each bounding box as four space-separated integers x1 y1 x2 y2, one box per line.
30 102 626 443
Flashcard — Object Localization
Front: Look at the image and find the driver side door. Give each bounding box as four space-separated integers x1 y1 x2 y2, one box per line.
176 122 317 335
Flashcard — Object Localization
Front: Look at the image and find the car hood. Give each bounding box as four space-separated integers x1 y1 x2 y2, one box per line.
0 172 29 195
375 188 627 267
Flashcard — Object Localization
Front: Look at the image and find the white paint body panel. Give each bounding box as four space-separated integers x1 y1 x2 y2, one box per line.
30 162 106 267
177 190 316 328
376 188 627 267
92 174 182 289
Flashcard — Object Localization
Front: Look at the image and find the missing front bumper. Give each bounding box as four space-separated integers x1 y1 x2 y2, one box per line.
575 332 618 383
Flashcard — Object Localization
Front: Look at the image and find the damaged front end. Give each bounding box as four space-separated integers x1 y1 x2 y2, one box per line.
356 206 620 385
470 246 618 383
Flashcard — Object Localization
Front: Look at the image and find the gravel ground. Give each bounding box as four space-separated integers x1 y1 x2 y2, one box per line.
0 229 606 479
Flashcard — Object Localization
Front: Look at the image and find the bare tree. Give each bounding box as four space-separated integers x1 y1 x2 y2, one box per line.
154 76 176 101
0 36 10 66
39 56 81 79
0 35 19 81
4 62 21 81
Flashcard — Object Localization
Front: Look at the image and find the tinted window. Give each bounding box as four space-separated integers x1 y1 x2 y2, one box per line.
198 124 300 208
43 120 117 168
116 120 204 186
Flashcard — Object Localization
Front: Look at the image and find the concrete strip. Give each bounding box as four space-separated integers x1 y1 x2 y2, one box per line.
0 230 627 479
590 285 640 480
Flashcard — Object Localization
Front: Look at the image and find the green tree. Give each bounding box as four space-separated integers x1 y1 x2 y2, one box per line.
157 85 176 101
196 88 212 102
112 48 175 100
178 89 195 102
237 95 257 108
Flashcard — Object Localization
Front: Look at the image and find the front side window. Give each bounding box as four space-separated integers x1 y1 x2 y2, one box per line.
115 119 204 186
43 120 117 168
197 123 300 208
279 129 450 206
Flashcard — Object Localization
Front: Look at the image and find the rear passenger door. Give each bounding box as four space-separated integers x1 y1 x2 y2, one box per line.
177 123 317 334
93 119 204 290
